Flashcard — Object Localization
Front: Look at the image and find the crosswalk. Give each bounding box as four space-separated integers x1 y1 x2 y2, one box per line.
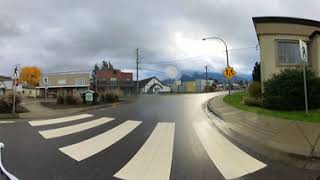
114 122 175 180
28 114 267 180
193 121 267 180
60 120 142 161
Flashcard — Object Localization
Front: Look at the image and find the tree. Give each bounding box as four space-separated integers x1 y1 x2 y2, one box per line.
91 64 100 90
101 60 109 70
252 62 261 82
19 66 41 86
108 62 114 70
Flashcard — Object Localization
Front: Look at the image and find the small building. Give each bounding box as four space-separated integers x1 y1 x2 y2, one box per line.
96 69 134 95
0 76 11 96
195 79 214 92
0 75 22 95
138 77 171 94
169 80 182 93
21 85 38 98
183 81 196 93
253 16 320 89
37 71 91 97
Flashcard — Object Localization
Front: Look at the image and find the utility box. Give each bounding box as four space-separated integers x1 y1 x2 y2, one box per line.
83 90 95 104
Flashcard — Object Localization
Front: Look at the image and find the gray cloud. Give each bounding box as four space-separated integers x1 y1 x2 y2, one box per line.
1 0 320 79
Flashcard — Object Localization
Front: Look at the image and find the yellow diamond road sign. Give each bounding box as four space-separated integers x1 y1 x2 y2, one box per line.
224 66 236 80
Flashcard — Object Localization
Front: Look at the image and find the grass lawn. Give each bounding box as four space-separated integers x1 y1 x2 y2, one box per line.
223 92 320 122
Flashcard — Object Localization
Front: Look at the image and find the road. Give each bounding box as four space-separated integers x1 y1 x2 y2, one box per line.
0 92 319 180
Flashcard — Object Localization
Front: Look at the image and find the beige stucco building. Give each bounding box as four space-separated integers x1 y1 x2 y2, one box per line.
37 71 91 97
253 16 320 89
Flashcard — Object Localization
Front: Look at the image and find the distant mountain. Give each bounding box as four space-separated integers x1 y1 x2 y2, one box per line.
162 78 175 85
161 71 251 84
180 71 251 83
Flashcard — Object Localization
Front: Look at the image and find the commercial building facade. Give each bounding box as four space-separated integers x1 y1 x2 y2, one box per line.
253 16 320 89
37 71 91 97
96 69 134 95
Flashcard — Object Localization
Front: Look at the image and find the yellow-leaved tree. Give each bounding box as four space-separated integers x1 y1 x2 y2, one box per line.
19 66 41 86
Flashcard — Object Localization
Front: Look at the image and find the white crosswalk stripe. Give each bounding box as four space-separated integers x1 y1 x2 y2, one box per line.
193 121 267 180
28 113 266 179
59 120 142 161
39 117 114 139
29 114 93 126
114 122 175 180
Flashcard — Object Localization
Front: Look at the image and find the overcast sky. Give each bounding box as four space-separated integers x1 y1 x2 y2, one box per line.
1 0 320 79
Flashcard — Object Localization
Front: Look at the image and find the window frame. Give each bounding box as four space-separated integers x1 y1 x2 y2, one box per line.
74 78 85 86
58 79 66 85
275 39 311 67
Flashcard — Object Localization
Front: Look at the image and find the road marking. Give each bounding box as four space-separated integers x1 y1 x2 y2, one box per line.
29 114 93 126
114 122 175 180
0 121 15 124
193 121 266 180
39 117 114 139
59 120 142 161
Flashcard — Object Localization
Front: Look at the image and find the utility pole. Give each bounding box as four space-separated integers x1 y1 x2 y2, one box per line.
205 66 208 92
205 65 208 84
136 48 139 95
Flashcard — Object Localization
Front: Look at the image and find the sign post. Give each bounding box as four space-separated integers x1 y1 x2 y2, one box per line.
11 65 20 114
299 40 309 115
43 77 48 103
223 66 237 95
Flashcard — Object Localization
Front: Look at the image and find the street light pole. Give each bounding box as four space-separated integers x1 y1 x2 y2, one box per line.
202 37 231 95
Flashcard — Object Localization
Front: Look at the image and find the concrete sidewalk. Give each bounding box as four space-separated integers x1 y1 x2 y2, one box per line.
207 94 320 169
3 97 135 121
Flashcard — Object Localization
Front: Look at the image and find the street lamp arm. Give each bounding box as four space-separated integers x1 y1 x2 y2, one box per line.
202 37 228 51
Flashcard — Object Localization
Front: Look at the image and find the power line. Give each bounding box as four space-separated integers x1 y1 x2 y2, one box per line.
142 46 259 65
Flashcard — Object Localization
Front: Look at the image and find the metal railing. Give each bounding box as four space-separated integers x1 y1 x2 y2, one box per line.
0 143 19 180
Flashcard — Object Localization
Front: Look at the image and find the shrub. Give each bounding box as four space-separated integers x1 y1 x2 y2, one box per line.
0 93 23 113
98 92 119 103
263 68 320 110
5 92 22 105
73 93 83 105
59 93 83 105
248 82 261 98
56 93 64 104
64 93 74 105
105 92 119 102
243 97 262 107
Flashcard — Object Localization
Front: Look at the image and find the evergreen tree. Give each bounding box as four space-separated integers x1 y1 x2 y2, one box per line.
108 62 114 70
101 60 109 70
252 62 261 82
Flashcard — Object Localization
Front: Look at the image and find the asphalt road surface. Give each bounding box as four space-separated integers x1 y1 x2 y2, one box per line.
0 92 320 180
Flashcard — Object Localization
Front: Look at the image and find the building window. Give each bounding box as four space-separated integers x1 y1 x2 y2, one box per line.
277 40 309 65
110 77 117 85
75 79 85 86
58 79 66 85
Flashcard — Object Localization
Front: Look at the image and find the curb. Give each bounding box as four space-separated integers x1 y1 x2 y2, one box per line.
205 95 320 170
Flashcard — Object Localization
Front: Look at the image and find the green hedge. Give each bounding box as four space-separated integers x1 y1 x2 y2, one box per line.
263 68 320 110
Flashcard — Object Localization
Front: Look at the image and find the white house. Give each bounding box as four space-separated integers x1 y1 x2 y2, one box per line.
0 75 22 95
138 77 171 94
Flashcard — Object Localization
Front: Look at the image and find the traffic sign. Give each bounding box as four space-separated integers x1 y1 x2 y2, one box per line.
224 66 236 80
299 40 308 63
11 64 20 79
43 77 49 89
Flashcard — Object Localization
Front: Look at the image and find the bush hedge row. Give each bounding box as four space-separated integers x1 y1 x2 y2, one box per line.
263 68 320 110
